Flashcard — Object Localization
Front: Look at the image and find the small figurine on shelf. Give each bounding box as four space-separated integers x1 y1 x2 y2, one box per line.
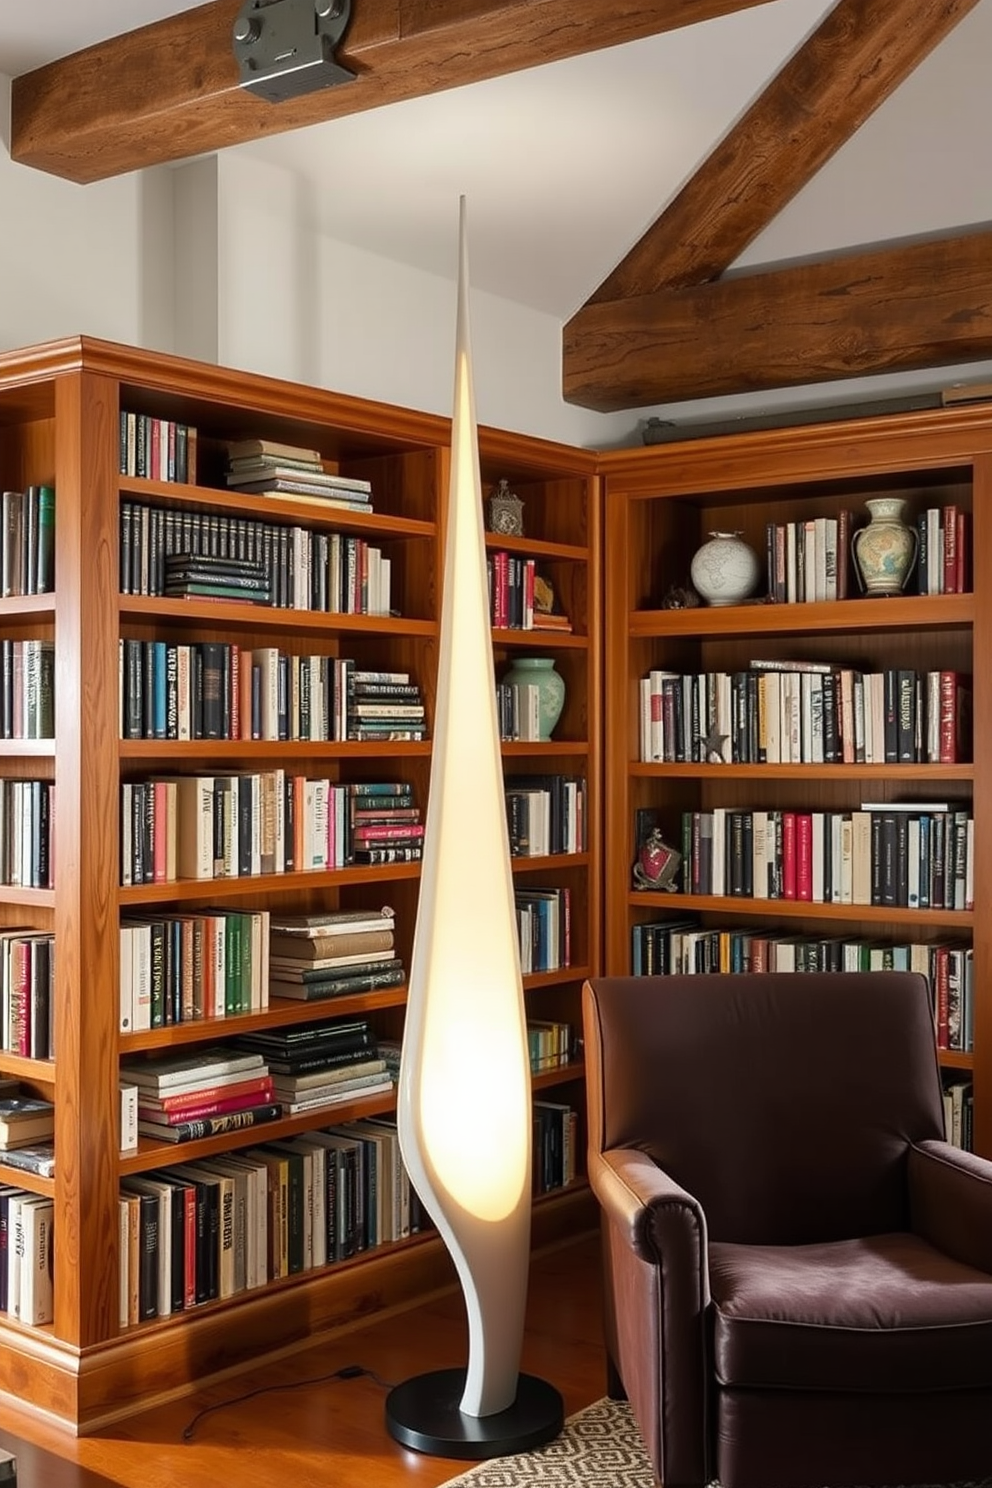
633 828 682 892
486 478 525 536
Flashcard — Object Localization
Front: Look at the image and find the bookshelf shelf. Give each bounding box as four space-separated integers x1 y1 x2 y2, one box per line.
630 762 975 782
493 628 588 650
485 533 587 563
119 986 410 1052
604 406 987 1162
117 863 424 906
0 596 56 620
119 739 434 763
626 892 974 930
120 1087 400 1176
0 336 601 1427
119 595 438 638
532 1060 585 1091
629 592 974 639
118 477 437 541
0 1167 54 1199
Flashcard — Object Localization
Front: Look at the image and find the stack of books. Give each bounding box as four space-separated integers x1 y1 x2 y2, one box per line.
0 1085 56 1176
122 1047 281 1144
233 1016 392 1115
225 439 373 511
266 906 405 1003
347 668 427 742
349 785 425 865
164 552 272 606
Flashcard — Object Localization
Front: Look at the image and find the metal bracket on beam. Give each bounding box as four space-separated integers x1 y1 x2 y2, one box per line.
233 0 356 103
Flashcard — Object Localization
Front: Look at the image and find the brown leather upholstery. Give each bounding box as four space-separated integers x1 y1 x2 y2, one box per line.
583 972 992 1488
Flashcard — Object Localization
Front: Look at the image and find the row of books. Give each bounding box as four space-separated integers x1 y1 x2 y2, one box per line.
0 931 53 1059
119 413 197 484
224 438 373 512
915 505 970 595
762 505 970 603
120 502 392 615
119 775 424 885
486 552 570 633
118 1115 427 1325
0 486 55 597
676 804 974 911
942 1079 973 1152
120 642 427 744
119 912 271 1032
639 663 971 766
0 639 55 741
630 919 973 1054
0 1188 54 1325
528 1019 574 1072
0 780 53 890
515 887 571 973
505 774 587 857
532 1102 578 1196
497 678 546 742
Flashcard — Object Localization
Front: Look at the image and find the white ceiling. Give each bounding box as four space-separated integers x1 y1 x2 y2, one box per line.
2 0 991 323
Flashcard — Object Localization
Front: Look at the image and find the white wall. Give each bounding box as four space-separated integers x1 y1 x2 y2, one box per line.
0 74 146 354
212 153 635 448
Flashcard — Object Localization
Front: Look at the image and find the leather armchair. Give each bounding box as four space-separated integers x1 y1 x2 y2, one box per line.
582 972 992 1488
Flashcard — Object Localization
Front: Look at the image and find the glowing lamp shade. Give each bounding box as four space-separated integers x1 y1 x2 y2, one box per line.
384 200 563 1460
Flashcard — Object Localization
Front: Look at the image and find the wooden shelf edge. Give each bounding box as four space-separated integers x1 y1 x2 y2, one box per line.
630 592 974 637
627 892 974 928
118 860 423 906
119 594 437 638
118 478 437 541
119 739 433 762
120 986 409 1052
631 762 974 781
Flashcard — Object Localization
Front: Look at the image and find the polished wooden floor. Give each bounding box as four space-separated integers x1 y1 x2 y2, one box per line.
0 1233 605 1488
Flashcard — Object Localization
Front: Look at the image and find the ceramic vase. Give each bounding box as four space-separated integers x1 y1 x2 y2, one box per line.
503 657 566 741
852 498 917 596
690 531 760 607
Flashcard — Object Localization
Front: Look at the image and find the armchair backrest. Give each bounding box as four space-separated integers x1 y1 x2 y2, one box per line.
583 972 945 1244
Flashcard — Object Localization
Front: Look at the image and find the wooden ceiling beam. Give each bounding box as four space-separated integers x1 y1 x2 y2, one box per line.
11 0 770 184
586 0 983 303
563 231 992 411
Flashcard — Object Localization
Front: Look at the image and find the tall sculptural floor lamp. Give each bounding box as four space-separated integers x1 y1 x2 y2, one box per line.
384 200 564 1460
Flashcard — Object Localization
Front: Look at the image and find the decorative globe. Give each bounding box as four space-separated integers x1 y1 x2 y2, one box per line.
690 531 760 607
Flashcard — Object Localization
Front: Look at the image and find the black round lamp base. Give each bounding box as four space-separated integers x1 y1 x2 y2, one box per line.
385 1367 564 1460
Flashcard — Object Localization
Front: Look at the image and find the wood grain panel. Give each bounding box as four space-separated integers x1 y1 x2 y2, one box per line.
588 0 983 301
11 0 770 184
565 231 992 411
53 372 123 1348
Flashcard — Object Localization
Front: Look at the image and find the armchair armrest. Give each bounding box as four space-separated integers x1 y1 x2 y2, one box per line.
589 1146 710 1275
589 1146 711 1488
909 1139 992 1273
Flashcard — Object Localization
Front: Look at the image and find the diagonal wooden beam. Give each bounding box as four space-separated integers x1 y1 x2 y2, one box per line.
11 0 770 185
563 231 992 411
587 0 983 303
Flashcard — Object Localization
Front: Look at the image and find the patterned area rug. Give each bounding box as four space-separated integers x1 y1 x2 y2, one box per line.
441 1397 652 1488
440 1397 992 1488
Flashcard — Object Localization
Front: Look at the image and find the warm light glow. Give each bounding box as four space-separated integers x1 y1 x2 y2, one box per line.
397 197 532 1416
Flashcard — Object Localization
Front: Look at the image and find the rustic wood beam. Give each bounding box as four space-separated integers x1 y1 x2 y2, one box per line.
11 0 770 185
563 231 992 411
587 0 983 303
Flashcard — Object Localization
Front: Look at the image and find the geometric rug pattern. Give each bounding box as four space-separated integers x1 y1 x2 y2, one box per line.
440 1395 992 1488
440 1397 655 1488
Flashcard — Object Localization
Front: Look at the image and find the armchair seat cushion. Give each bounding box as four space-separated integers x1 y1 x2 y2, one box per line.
710 1232 992 1394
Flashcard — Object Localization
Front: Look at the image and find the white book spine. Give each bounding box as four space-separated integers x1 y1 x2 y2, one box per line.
119 1082 138 1152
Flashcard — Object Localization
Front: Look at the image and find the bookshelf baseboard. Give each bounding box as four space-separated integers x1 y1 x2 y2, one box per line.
0 1184 596 1433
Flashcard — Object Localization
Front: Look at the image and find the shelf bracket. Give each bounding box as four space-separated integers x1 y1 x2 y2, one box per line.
232 0 356 103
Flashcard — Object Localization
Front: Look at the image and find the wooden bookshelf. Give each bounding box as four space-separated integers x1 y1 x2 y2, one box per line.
600 404 992 1158
0 337 600 1428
